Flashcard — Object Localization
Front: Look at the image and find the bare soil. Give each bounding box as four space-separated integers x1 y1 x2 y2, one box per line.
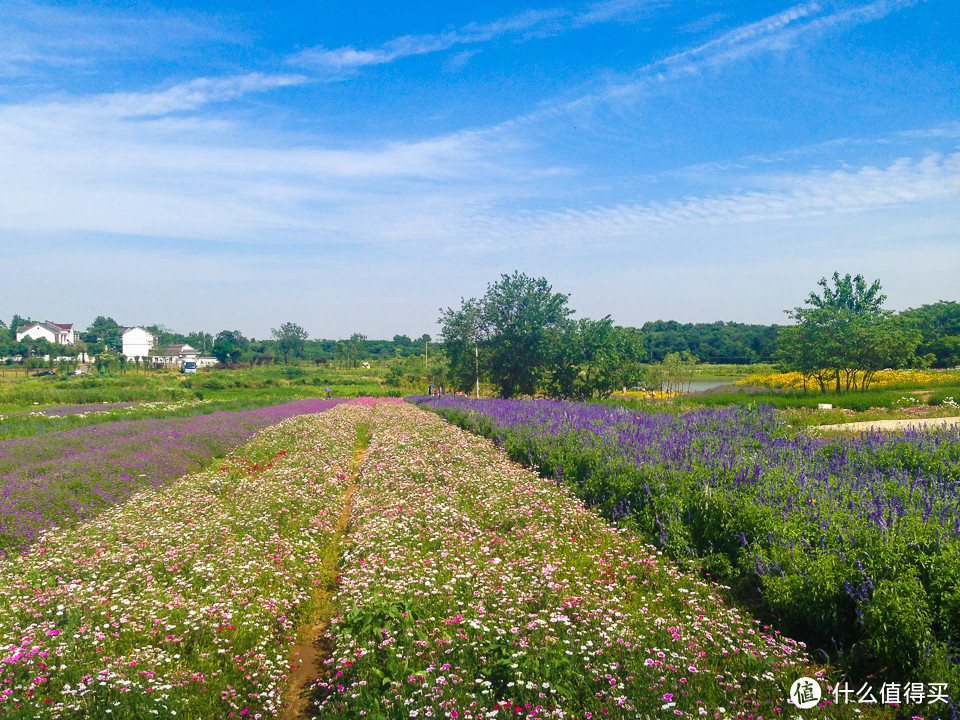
280 445 364 720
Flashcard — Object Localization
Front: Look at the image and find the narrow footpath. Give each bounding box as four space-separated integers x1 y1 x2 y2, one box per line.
280 421 370 720
816 415 960 432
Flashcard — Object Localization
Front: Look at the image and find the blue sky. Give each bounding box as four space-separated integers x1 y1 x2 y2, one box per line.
1 0 958 340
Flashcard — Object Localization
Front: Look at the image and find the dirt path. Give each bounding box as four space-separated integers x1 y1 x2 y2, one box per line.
815 416 960 432
280 434 367 720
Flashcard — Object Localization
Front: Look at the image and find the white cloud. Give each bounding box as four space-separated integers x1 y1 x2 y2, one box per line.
0 2 229 79
531 0 918 121
288 1 657 72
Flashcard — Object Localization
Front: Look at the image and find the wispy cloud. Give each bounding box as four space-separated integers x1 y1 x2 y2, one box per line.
0 2 230 79
288 0 658 72
497 0 911 126
482 151 960 248
85 73 308 119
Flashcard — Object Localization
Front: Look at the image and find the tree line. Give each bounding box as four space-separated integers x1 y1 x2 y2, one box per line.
3 272 958 395
0 315 433 369
438 272 959 398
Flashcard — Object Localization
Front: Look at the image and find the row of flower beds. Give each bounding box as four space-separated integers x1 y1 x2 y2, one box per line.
411 396 960 695
315 402 831 719
0 398 347 555
0 401 371 718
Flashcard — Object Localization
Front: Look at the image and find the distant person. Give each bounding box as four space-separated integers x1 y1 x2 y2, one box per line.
324 386 332 399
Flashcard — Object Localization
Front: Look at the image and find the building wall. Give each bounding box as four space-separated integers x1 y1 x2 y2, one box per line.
122 328 154 358
16 326 57 343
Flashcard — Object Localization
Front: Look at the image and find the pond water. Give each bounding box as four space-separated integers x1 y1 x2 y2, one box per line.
683 378 740 393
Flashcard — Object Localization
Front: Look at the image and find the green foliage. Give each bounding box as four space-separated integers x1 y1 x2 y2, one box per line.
899 300 960 368
642 320 779 363
213 330 249 364
860 568 933 673
440 273 645 399
779 274 921 391
344 332 367 368
805 271 885 313
82 316 122 352
545 317 646 399
270 321 308 363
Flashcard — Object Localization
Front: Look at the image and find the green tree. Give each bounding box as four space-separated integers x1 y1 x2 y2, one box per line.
547 318 646 399
662 351 699 393
83 316 122 352
440 273 573 398
271 322 308 363
213 330 249 364
805 272 885 313
345 333 367 368
9 315 29 335
186 331 214 355
438 298 485 394
899 300 960 368
779 274 920 391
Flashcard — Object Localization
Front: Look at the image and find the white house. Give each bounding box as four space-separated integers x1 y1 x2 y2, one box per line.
150 343 199 367
15 321 77 345
120 327 154 359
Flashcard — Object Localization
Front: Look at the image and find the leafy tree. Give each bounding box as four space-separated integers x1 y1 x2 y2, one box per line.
345 333 367 368
779 274 920 391
805 272 885 314
83 316 122 351
213 330 249 364
899 301 960 368
439 298 485 394
440 273 573 398
662 351 699 393
9 315 29 334
641 319 778 363
271 322 308 363
546 318 646 398
147 324 187 348
186 331 214 355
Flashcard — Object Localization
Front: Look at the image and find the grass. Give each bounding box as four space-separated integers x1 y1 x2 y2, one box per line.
0 365 405 440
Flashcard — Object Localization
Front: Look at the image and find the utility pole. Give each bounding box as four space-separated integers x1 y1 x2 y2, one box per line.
475 343 480 399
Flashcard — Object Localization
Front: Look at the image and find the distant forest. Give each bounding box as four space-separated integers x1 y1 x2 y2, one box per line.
4 299 959 369
639 320 779 363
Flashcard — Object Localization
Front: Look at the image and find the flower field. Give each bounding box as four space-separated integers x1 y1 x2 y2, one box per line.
314 403 838 720
412 396 960 695
737 369 960 391
0 401 370 718
0 399 346 556
9 397 952 717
